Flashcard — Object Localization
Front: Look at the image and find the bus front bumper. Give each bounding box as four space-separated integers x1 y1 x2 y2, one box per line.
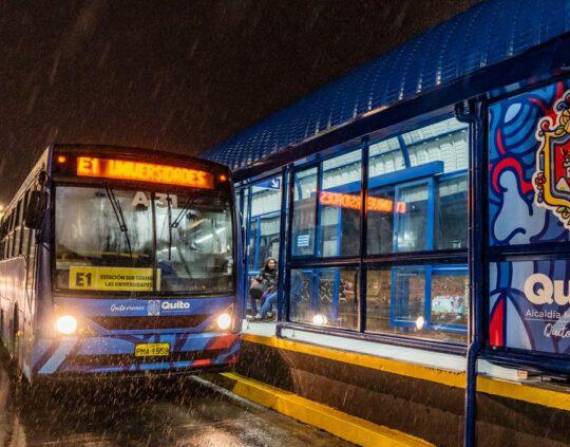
31 332 240 377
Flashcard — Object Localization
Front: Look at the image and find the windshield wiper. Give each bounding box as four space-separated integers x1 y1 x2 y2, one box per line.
105 185 133 261
170 195 195 229
166 193 194 273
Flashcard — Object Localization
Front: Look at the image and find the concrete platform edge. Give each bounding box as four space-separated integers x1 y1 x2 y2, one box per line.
217 371 435 447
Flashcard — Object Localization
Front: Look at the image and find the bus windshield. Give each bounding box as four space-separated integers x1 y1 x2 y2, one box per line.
55 185 233 295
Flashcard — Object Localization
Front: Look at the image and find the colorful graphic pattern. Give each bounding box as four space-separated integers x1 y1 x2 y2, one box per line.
489 80 570 354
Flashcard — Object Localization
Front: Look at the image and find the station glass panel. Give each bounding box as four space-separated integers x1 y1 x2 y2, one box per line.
247 179 282 273
406 118 468 171
286 114 469 344
366 265 467 343
368 137 405 177
395 182 430 252
242 176 283 314
430 267 468 330
319 149 361 257
436 176 468 250
366 187 396 254
289 267 359 330
364 116 469 343
291 168 318 257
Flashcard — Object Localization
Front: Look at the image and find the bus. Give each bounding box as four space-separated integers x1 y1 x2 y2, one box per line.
0 145 240 381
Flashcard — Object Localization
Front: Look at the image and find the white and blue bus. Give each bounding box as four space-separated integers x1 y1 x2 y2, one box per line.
0 145 240 381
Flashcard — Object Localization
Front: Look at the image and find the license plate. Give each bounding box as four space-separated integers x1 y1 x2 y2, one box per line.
135 343 170 357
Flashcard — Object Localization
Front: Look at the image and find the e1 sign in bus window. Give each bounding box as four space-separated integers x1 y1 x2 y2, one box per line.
76 156 214 189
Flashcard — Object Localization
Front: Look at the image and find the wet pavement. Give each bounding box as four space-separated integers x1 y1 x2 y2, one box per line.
0 354 353 447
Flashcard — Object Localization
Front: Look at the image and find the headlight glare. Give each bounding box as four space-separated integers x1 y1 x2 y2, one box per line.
56 315 78 335
216 312 232 331
312 313 328 326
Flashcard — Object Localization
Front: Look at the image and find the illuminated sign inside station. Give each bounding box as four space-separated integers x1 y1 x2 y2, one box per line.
76 156 214 189
319 191 406 214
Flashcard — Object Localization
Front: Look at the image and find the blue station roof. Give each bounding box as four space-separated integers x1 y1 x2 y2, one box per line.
204 0 570 173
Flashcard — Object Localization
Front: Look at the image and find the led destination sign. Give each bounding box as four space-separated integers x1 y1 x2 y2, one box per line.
76 156 214 189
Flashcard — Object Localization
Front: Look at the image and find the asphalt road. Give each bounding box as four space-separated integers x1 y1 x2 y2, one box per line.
0 354 353 447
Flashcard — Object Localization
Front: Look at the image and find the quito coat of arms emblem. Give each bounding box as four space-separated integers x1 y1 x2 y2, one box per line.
533 91 570 229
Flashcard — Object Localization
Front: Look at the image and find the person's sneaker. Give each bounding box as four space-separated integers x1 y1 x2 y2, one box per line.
254 313 262 320
266 311 274 319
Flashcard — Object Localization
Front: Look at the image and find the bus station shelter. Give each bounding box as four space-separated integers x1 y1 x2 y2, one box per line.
204 1 570 446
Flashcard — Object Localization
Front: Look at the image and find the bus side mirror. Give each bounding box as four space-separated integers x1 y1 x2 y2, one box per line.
24 191 48 230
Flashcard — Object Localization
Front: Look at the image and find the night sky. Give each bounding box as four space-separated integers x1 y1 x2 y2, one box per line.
0 0 479 204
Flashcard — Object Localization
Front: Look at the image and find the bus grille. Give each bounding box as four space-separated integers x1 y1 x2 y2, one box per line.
91 315 210 330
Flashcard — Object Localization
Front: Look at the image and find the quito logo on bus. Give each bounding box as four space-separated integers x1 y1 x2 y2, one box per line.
147 300 190 315
533 89 570 229
162 301 190 311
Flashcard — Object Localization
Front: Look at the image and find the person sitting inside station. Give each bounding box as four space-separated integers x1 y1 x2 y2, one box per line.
248 257 278 321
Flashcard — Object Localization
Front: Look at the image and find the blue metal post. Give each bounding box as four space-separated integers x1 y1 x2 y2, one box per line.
277 167 289 322
457 99 484 447
359 137 369 332
243 186 253 311
315 163 323 258
397 134 411 168
424 265 433 330
253 217 261 272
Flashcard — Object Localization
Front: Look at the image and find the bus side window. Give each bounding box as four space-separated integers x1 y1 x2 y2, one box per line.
26 228 37 298
11 204 18 257
6 218 12 258
7 212 14 259
11 209 17 258
26 198 37 297
21 192 31 260
15 199 23 256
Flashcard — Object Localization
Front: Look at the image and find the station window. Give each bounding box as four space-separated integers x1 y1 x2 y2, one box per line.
239 175 284 315
366 265 468 343
289 266 359 330
247 181 282 274
286 114 469 345
292 168 318 257
319 149 362 258
368 181 433 253
364 117 468 343
436 176 468 250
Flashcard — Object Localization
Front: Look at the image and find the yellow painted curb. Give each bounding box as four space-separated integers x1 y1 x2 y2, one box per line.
477 376 570 412
241 333 570 412
222 372 435 447
241 333 466 388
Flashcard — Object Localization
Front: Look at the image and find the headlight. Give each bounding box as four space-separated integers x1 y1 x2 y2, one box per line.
216 312 232 331
55 315 78 335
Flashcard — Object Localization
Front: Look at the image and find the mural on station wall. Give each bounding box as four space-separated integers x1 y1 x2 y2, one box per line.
488 79 570 354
